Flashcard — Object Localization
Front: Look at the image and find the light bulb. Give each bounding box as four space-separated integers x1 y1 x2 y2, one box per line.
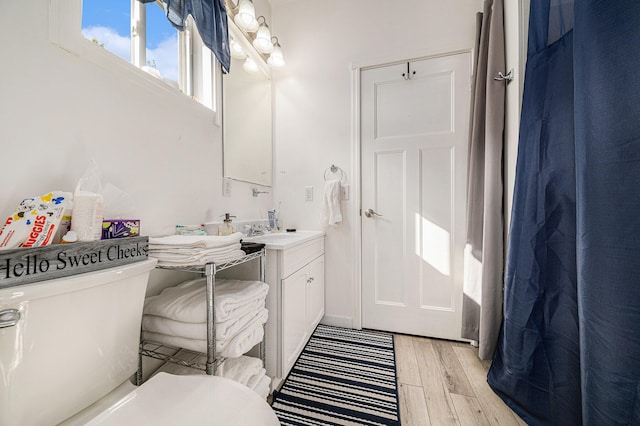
234 0 259 32
268 41 285 67
243 57 259 73
253 21 273 54
230 37 246 59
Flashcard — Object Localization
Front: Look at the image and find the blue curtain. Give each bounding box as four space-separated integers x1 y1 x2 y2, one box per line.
488 1 640 424
140 0 231 72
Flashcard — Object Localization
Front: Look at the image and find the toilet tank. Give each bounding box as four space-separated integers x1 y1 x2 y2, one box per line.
0 258 157 426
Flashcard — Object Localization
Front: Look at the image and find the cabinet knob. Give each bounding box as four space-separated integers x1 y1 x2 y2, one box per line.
307 277 314 283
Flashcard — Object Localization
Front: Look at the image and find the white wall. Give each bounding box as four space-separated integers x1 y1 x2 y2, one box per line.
271 0 484 327
0 0 273 294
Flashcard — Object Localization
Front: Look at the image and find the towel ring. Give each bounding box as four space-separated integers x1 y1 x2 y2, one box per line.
324 165 346 183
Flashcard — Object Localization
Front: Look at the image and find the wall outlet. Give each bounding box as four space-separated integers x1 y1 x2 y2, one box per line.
305 186 313 201
223 178 232 197
341 185 350 200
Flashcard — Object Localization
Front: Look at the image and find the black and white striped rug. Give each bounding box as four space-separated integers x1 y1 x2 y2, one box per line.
271 325 400 425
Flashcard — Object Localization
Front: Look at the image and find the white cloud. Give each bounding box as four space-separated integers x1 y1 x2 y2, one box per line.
147 35 179 82
81 26 179 84
81 26 130 61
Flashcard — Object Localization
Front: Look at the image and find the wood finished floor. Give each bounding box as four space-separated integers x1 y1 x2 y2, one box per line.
394 334 526 426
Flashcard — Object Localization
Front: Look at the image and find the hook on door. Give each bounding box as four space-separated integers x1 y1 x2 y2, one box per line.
402 62 416 80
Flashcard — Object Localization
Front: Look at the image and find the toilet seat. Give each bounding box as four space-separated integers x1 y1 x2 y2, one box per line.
82 373 280 425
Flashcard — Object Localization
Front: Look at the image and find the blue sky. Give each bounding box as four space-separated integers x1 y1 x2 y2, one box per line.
82 0 179 80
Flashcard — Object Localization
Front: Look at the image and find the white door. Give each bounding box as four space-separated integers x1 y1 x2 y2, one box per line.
361 52 471 340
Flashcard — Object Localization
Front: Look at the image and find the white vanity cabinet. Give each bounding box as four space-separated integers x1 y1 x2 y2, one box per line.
282 253 325 375
251 231 325 390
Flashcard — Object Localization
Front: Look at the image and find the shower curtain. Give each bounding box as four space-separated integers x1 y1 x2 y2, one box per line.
461 0 505 361
488 1 640 424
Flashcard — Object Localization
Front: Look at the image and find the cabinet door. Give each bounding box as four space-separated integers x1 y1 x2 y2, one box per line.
307 255 325 332
282 267 309 376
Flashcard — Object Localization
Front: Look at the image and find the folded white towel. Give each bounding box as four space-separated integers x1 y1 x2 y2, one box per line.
218 314 266 358
142 315 206 340
246 368 266 390
149 232 244 249
215 280 269 321
143 278 268 323
321 179 342 226
142 308 268 342
217 304 267 340
216 356 263 386
152 249 247 267
254 375 272 399
142 317 265 358
150 244 242 260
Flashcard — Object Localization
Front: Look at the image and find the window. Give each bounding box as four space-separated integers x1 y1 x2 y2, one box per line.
81 1 179 87
51 0 220 118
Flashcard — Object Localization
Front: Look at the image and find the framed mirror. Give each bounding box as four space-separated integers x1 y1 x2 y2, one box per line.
222 39 272 187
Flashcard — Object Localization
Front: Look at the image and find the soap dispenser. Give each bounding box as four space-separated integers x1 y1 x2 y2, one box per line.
218 213 236 236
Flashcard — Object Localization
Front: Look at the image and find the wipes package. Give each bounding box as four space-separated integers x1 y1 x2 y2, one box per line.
0 192 73 249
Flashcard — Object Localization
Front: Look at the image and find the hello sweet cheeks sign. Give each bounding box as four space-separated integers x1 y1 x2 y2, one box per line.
0 236 149 289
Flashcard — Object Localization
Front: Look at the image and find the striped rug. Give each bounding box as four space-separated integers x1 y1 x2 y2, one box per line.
271 324 400 425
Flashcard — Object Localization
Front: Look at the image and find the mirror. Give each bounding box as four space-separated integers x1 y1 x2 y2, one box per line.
222 55 272 187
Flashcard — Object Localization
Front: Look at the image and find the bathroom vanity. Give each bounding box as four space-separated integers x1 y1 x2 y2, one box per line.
246 231 325 389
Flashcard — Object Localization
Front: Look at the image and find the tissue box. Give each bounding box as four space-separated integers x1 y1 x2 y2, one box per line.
101 220 140 239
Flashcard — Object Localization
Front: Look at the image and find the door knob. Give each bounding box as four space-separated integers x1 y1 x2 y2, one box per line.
364 208 383 218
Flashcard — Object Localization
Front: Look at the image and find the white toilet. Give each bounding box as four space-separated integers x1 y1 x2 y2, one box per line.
0 258 279 426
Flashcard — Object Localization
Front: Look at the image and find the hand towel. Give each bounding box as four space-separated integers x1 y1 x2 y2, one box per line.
320 179 342 226
142 308 268 342
143 278 268 323
215 356 263 386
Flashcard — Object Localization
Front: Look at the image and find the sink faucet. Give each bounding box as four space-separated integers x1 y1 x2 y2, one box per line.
245 224 267 237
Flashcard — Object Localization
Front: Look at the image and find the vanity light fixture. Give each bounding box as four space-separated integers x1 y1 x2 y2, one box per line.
267 37 285 67
226 0 285 70
234 0 259 32
252 16 274 54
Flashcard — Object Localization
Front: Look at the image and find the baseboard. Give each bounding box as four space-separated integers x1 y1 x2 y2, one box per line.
320 315 354 329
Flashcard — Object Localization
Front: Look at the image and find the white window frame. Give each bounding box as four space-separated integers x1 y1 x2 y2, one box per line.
49 0 221 125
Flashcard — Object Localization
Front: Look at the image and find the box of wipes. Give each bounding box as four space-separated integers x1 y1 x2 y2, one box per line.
0 192 73 249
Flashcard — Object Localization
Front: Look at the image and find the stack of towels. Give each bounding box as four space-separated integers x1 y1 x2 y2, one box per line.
216 355 271 399
142 277 271 397
142 277 269 358
148 233 246 267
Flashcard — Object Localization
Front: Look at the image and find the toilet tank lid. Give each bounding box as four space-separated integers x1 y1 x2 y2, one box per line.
85 373 279 425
